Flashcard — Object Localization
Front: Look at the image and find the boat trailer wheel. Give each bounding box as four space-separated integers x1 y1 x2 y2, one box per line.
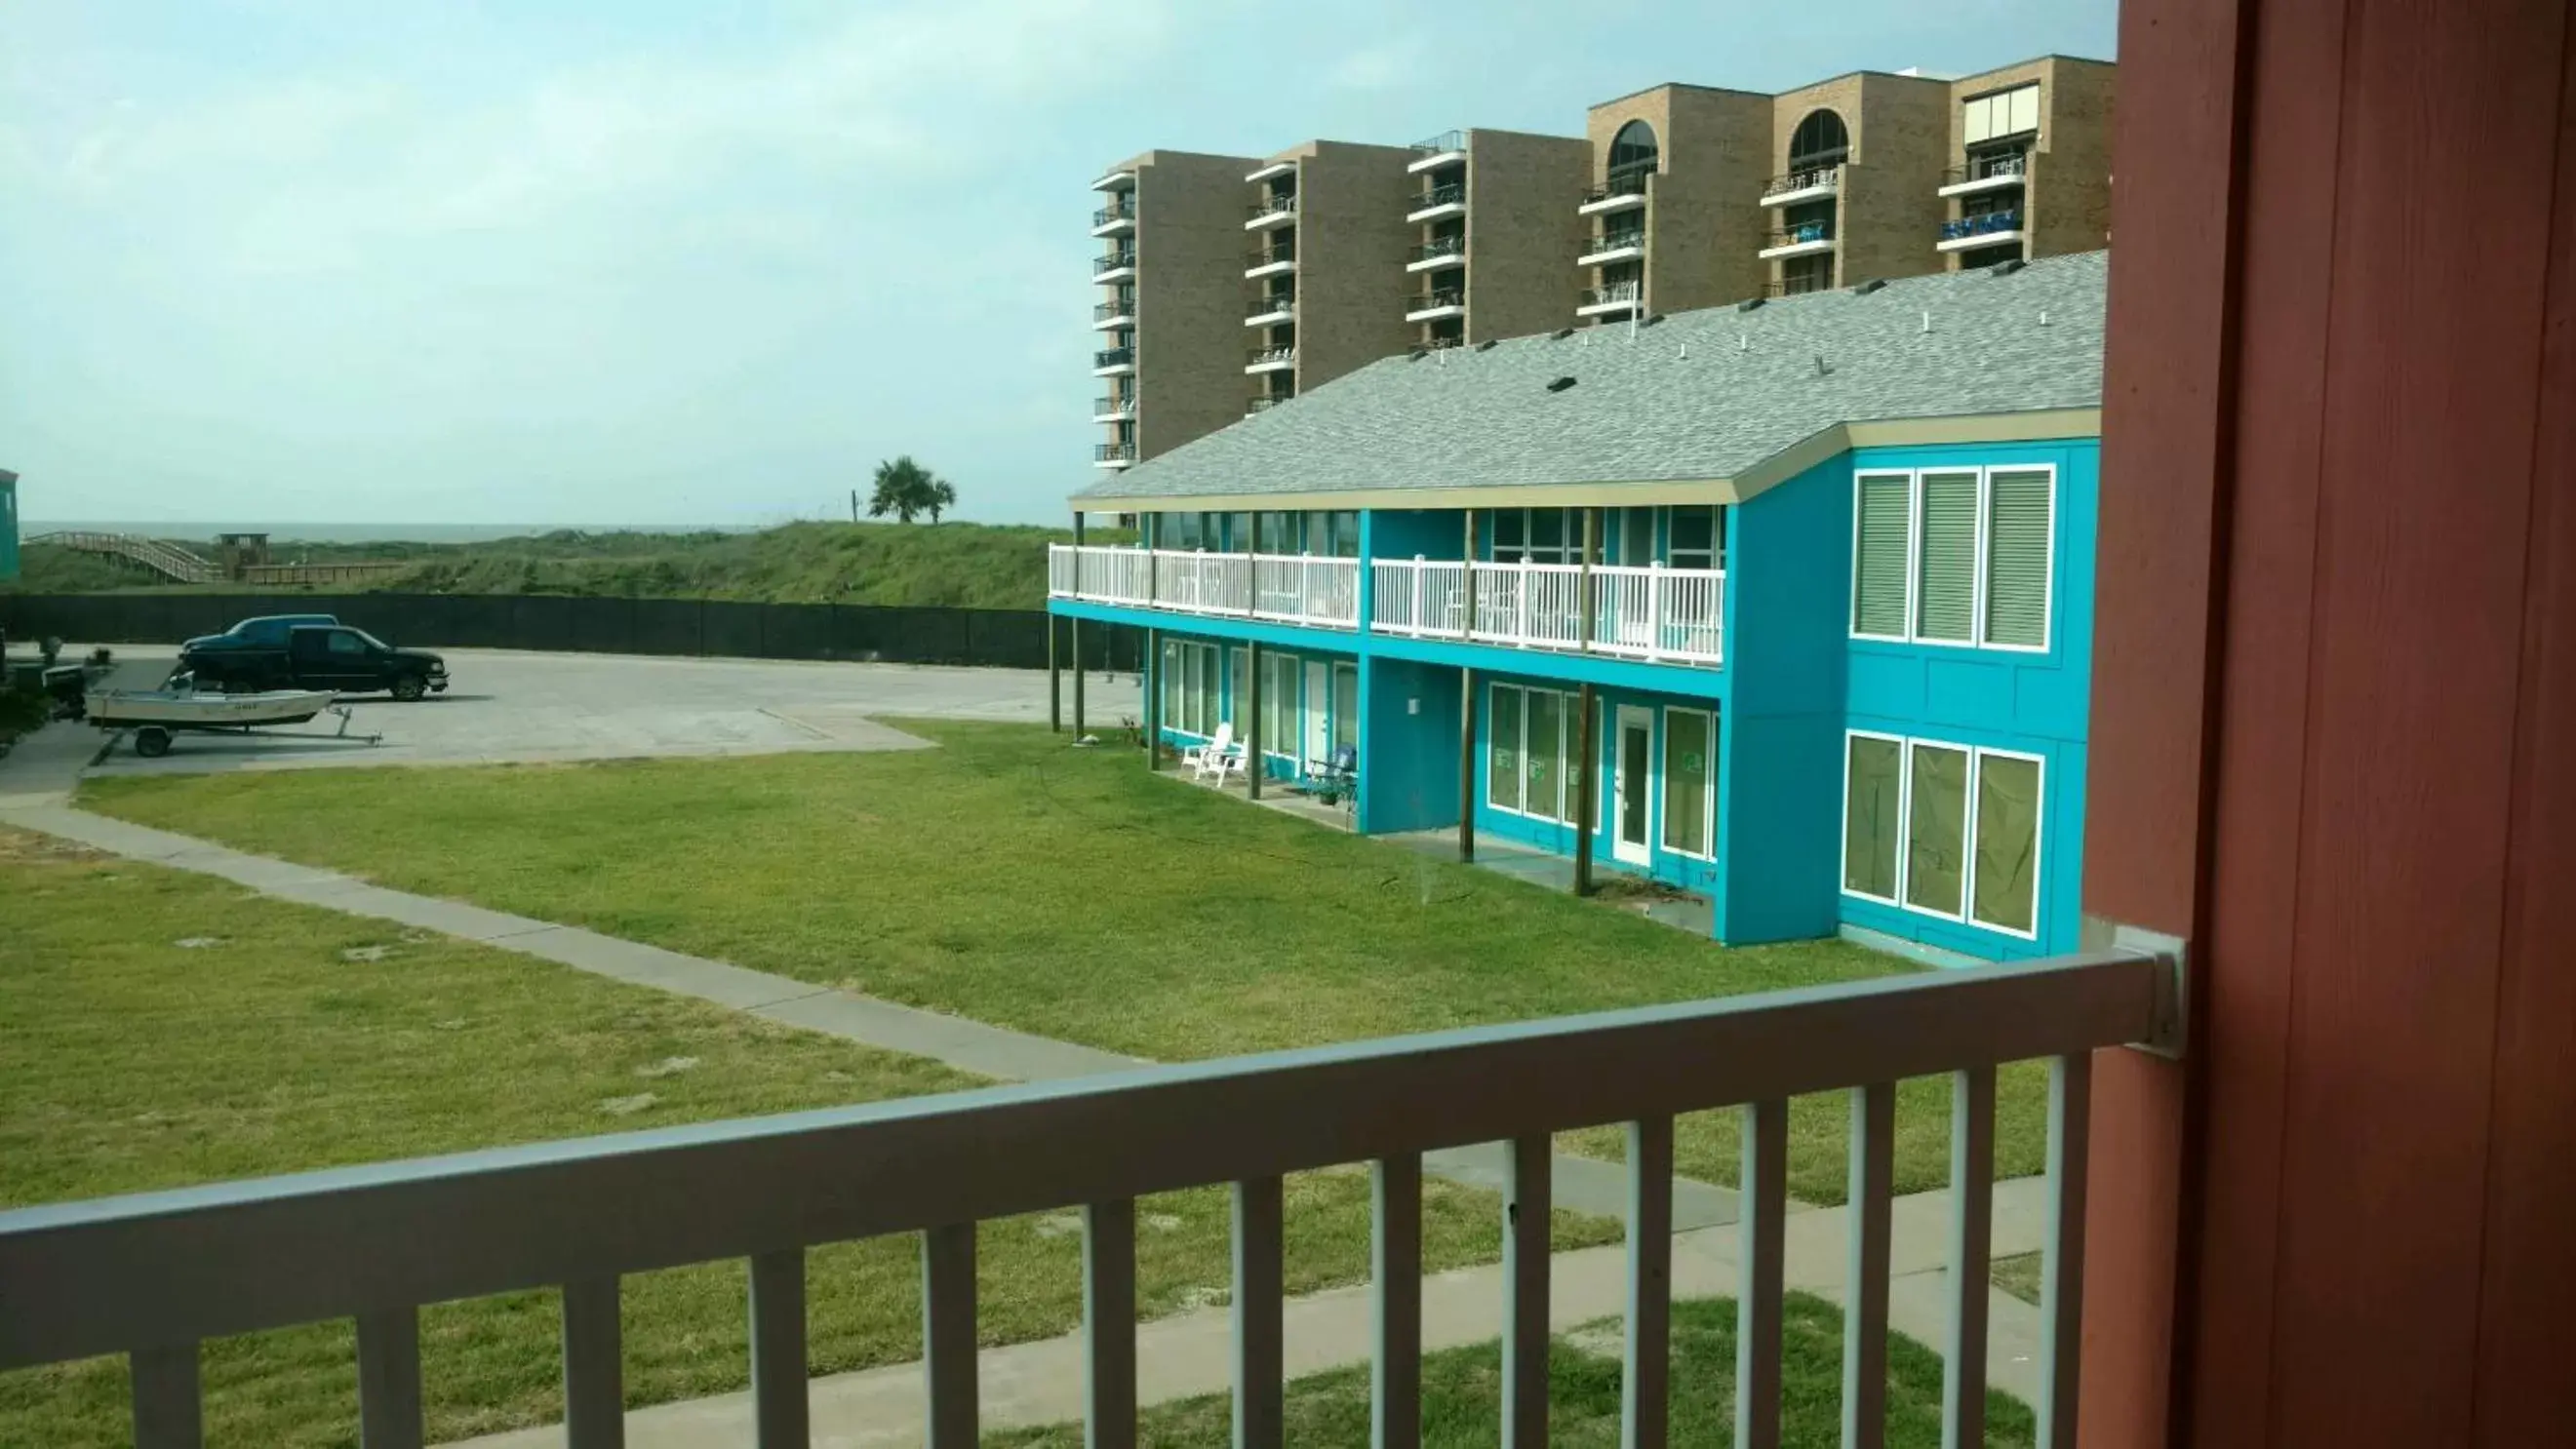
134 726 173 759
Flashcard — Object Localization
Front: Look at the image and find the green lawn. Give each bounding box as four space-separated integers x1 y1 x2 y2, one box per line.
79 721 2051 1203
990 1295 2033 1448
0 832 1606 1448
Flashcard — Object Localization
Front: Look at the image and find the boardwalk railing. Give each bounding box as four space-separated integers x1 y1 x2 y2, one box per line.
1050 545 1359 630
27 530 220 584
0 952 2162 1448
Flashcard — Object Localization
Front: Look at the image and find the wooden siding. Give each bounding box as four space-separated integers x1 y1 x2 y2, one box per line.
2084 1 2576 1443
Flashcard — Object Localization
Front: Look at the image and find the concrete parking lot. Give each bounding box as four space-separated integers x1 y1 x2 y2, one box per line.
81 648 1142 776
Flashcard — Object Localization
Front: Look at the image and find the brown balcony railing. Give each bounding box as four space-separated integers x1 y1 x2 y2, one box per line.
1411 181 1465 212
0 948 2163 1449
1093 299 1135 322
1245 244 1294 269
1093 252 1136 275
1586 227 1645 255
1091 199 1133 226
1248 294 1296 318
1406 289 1465 313
1407 236 1467 264
1094 345 1134 369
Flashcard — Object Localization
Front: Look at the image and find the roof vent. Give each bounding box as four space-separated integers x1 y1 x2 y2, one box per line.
1989 258 2028 277
1736 296 1766 313
1545 375 1577 393
1640 313 1666 328
1849 278 1886 295
1550 328 1576 340
1475 339 1500 351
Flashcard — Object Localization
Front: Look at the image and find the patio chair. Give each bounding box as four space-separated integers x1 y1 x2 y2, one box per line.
1182 723 1238 783
1300 743 1358 807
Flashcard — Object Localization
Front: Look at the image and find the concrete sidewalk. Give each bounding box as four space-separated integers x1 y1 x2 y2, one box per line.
454 1176 2051 1448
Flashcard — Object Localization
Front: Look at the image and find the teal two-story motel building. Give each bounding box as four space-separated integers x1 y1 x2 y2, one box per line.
1049 254 2104 965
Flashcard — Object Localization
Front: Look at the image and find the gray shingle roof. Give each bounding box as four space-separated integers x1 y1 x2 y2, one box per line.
1079 251 2106 503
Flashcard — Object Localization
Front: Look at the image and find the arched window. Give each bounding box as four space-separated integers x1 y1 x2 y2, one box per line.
1606 119 1659 183
1787 109 1850 171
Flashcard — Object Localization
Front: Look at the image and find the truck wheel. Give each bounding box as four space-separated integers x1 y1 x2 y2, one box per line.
135 727 173 759
391 674 427 702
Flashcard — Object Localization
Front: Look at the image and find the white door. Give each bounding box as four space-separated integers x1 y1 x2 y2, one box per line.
1611 705 1653 866
1303 660 1330 767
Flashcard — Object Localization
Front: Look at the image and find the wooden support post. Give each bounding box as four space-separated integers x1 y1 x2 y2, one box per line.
1573 683 1598 896
1144 626 1161 766
1248 641 1264 801
1072 619 1086 737
1247 512 1263 801
1071 512 1087 737
1457 667 1477 863
1578 506 1598 653
1458 508 1479 862
1571 510 1601 896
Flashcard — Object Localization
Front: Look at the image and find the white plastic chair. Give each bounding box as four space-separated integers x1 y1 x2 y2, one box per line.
1183 723 1237 782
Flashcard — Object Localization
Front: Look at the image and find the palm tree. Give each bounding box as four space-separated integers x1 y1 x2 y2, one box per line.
926 479 958 524
867 456 939 524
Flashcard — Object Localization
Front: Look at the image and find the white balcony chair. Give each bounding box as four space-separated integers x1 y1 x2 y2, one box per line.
1182 723 1241 783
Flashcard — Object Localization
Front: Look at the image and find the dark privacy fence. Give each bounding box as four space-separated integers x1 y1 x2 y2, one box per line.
0 594 1140 673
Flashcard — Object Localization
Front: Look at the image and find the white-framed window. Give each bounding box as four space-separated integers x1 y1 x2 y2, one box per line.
1840 729 2044 939
1161 641 1224 736
1665 504 1724 572
1849 464 2056 652
1262 651 1299 758
1488 507 1582 566
1485 682 1580 824
1661 707 1718 858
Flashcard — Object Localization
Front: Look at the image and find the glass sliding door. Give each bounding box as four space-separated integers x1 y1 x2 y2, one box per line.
1303 660 1331 766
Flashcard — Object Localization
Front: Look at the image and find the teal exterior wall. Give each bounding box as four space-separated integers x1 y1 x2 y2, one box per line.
1358 655 1461 834
1466 669 1728 899
0 474 17 582
1703 438 2099 960
1061 431 2098 964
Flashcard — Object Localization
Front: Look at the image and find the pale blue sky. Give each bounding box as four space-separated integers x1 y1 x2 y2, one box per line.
0 1 2117 529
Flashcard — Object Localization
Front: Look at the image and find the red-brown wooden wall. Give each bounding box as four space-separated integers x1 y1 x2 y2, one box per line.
2081 0 2576 1442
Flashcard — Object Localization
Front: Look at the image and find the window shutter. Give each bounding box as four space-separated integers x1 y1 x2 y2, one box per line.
2007 85 2041 137
1983 469 2052 647
1852 475 1912 636
1916 472 1979 642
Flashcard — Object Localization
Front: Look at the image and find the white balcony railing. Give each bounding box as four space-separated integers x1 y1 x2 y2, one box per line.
1050 545 1360 630
1369 557 1725 665
0 952 2164 1449
1052 548 1721 662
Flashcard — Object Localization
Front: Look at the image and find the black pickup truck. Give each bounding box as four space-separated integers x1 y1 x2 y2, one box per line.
178 617 450 700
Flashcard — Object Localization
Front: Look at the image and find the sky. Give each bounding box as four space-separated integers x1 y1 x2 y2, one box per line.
0 1 2119 529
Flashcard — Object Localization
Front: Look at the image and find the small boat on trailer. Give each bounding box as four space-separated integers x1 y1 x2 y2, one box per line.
87 676 381 759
